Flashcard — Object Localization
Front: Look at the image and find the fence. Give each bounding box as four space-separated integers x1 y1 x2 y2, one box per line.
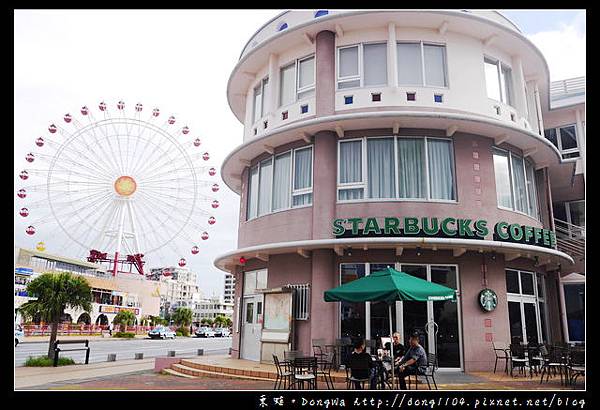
22 324 160 336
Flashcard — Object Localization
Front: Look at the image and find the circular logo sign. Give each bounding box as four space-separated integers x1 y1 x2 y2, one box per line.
478 288 498 312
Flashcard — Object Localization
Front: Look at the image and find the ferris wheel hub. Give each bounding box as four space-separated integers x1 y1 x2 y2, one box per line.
114 175 137 196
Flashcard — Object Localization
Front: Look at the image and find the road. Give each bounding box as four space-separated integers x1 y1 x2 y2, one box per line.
15 336 232 367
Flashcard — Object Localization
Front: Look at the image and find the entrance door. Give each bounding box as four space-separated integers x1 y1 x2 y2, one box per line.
241 295 263 361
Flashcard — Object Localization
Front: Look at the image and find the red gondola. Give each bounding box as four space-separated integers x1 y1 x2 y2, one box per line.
19 208 29 217
191 246 199 255
99 101 107 111
19 170 29 180
209 167 216 176
64 113 72 123
203 152 210 161
182 126 189 135
17 189 26 198
208 216 216 225
212 184 219 192
36 137 44 147
178 258 186 267
212 200 219 209
135 103 143 112
152 108 160 117
194 138 201 147
117 101 125 110
168 116 176 124
26 226 35 235
201 232 209 240
26 153 34 163
81 106 89 115
48 124 57 133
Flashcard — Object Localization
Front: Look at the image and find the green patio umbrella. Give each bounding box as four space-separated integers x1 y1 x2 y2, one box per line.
324 267 456 389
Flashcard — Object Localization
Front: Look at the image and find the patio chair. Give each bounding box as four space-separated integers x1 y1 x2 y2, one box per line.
284 350 303 361
509 343 529 377
345 355 371 390
567 348 585 386
539 344 568 385
272 354 293 390
290 356 318 390
527 344 544 377
316 351 336 389
492 341 510 374
312 338 327 361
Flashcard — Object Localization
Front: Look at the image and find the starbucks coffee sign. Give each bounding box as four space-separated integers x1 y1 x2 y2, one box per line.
332 216 556 249
478 289 498 312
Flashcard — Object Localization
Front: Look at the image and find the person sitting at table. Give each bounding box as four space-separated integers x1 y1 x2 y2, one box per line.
348 338 377 389
396 333 427 390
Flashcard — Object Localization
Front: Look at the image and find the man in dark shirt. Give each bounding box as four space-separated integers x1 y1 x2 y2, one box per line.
349 339 377 389
396 333 427 390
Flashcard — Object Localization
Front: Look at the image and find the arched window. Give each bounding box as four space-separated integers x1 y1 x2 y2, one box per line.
314 10 328 18
277 22 288 31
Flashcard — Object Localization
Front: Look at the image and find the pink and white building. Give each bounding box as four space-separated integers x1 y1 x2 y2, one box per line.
215 10 584 372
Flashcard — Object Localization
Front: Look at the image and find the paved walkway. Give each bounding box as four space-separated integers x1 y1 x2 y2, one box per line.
15 358 155 389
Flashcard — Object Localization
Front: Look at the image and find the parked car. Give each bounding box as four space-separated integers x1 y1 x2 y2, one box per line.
148 326 176 339
214 327 231 337
15 324 24 346
195 326 216 338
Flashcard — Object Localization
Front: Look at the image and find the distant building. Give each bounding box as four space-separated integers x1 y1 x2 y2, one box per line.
148 266 203 319
223 273 235 305
14 247 162 325
193 295 234 324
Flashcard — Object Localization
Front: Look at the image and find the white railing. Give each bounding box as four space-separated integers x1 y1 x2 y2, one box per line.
554 218 585 258
550 77 586 101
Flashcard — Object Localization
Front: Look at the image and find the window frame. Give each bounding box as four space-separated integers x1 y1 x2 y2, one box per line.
279 53 317 108
396 41 449 88
252 76 269 125
337 136 457 203
246 145 314 222
505 268 546 344
336 44 363 90
483 56 514 106
544 124 580 159
492 146 540 220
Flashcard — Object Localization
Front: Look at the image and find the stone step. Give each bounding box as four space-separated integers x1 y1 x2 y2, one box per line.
171 363 273 381
162 367 197 379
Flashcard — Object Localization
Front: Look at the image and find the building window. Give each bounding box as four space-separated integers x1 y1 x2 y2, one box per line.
506 269 547 344
337 43 387 89
492 148 539 219
277 22 288 31
397 42 448 87
314 10 328 18
280 55 316 107
544 125 580 159
247 146 313 220
484 57 513 106
338 137 455 202
253 77 269 124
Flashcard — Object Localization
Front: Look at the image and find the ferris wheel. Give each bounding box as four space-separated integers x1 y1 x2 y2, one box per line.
17 100 221 276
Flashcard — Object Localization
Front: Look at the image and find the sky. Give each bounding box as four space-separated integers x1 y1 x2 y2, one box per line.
14 9 585 297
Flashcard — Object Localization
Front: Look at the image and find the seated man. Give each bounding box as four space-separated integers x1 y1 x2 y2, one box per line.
396 333 427 390
348 339 377 389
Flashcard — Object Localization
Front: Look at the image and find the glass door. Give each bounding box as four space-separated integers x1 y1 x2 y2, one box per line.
430 266 460 368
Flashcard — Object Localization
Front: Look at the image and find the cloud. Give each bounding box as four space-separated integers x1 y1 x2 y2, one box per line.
527 11 586 81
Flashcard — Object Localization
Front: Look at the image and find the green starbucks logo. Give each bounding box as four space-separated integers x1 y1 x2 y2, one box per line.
478 289 498 312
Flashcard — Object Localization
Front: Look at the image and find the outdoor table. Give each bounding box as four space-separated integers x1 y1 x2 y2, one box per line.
370 355 393 389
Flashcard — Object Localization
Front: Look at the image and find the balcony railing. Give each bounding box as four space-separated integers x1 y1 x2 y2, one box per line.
554 218 585 260
550 77 585 101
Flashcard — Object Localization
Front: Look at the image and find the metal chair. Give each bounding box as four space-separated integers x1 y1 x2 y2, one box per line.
527 344 544 377
567 348 585 386
492 341 510 374
345 364 370 389
419 353 438 390
312 338 327 361
316 351 336 389
290 356 318 390
272 354 292 390
509 343 529 377
539 344 568 385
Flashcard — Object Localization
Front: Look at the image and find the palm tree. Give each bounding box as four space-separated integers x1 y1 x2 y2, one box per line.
171 307 193 328
112 310 137 333
18 272 92 359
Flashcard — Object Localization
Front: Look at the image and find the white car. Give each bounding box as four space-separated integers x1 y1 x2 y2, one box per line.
148 326 176 339
15 324 24 346
195 327 216 338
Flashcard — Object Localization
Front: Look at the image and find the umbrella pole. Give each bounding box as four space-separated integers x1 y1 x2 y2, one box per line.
389 303 395 390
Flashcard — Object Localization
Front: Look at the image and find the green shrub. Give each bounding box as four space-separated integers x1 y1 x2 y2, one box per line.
25 356 76 367
113 332 135 338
